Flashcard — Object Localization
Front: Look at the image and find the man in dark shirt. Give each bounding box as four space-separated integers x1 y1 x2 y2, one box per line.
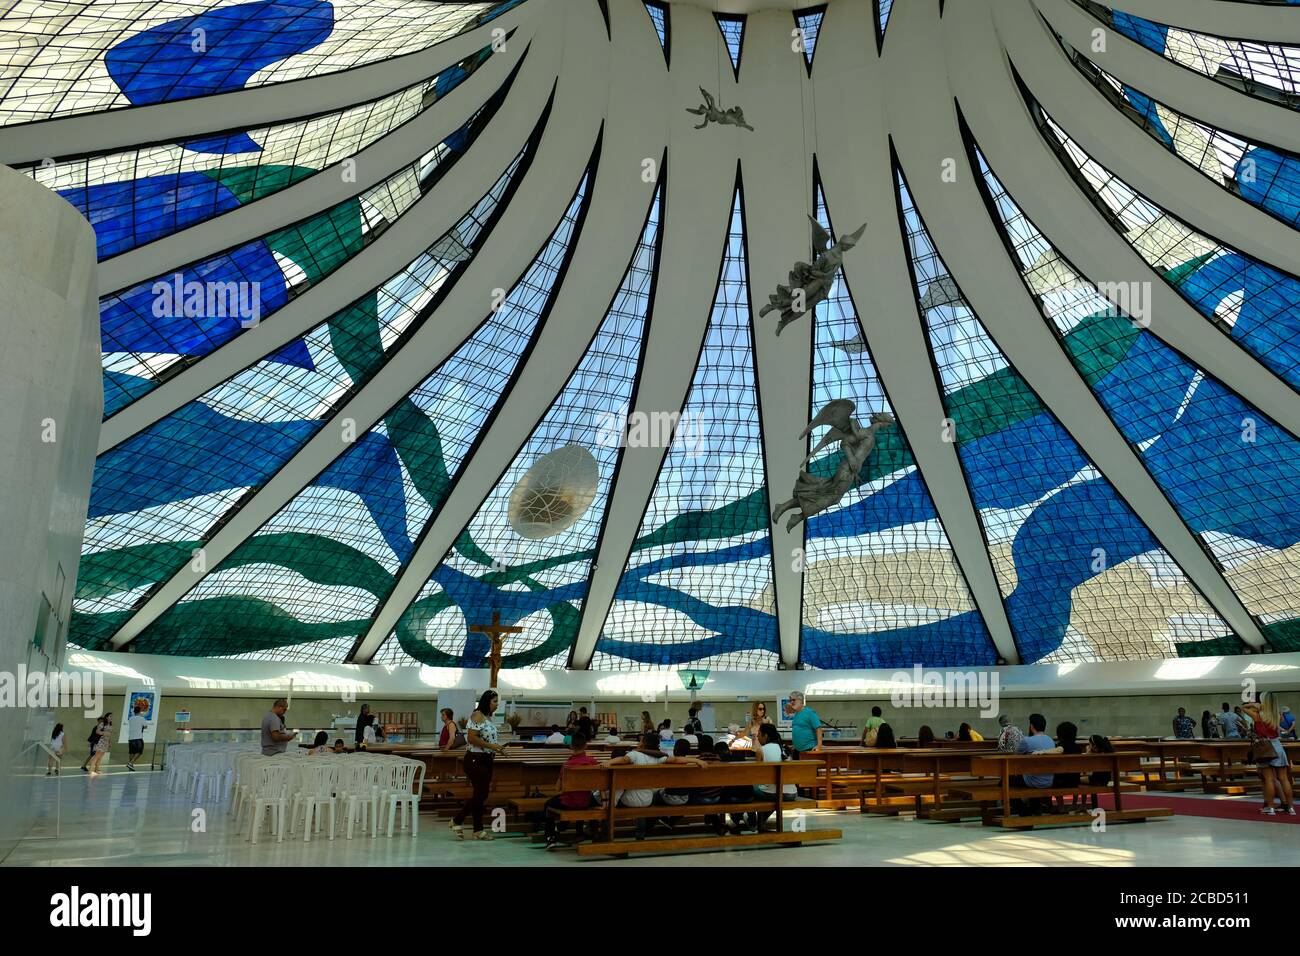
576 707 594 740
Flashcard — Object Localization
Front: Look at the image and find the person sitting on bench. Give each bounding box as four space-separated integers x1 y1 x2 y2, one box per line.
997 714 1023 753
545 733 602 850
742 723 799 833
874 723 897 749
545 725 567 745
1013 713 1056 815
662 740 695 808
1085 734 1114 809
1038 721 1083 810
608 733 704 840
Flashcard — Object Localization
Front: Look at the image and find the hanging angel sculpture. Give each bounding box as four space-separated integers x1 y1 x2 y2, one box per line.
760 217 867 335
771 400 895 532
686 87 754 131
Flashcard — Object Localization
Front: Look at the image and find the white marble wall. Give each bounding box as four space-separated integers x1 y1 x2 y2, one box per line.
0 165 100 860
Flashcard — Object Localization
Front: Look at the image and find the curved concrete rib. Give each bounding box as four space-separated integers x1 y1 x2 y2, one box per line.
107 13 603 650
1034 0 1300 155
98 40 528 295
1006 3 1300 279
815 0 1021 664
0 4 539 165
97 49 561 455
567 1 742 671
1056 0 1300 45
968 0 1300 446
898 0 1265 651
353 0 663 664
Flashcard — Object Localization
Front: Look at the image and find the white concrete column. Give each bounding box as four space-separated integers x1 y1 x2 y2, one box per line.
0 165 101 857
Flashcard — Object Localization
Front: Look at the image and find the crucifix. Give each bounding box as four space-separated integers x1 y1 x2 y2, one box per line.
467 611 523 689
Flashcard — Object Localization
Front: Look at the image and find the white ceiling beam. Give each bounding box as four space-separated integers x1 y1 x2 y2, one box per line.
354 0 661 664
97 46 560 454
107 12 601 650
98 39 527 295
1034 0 1300 154
816 0 1022 664
901 0 1266 652
568 1 741 670
738 9 822 668
969 0 1300 438
0 4 539 165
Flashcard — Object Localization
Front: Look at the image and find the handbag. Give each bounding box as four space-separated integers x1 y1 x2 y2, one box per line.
1246 727 1276 764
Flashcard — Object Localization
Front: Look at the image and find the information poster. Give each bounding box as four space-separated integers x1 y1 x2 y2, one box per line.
777 696 793 734
117 685 162 743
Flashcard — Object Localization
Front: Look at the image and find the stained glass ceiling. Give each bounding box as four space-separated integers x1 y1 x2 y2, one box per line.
3 0 1299 671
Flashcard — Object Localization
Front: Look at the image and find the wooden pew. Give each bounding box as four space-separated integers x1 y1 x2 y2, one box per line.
551 760 842 857
950 752 1172 828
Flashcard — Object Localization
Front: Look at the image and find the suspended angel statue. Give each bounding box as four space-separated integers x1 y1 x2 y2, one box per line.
771 400 895 531
760 217 867 335
686 87 754 131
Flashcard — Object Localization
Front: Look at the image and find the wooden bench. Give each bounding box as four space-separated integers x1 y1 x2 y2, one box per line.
553 761 841 857
953 752 1173 828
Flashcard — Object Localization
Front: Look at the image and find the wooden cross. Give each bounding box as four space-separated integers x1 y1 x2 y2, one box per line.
467 611 523 689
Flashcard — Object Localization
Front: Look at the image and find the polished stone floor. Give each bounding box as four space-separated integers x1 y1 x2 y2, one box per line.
4 769 1299 867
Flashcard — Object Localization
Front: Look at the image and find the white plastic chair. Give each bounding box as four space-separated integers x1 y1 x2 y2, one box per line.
290 761 339 842
338 760 379 839
247 763 292 845
192 751 225 802
230 752 265 820
381 758 425 838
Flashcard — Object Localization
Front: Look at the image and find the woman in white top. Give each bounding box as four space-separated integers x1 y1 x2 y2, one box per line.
744 723 797 832
47 724 66 775
450 690 507 840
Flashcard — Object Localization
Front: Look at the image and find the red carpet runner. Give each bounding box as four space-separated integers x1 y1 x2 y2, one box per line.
1096 792 1300 824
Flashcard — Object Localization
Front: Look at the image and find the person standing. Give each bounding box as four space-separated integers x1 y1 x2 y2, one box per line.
353 703 374 749
438 708 459 750
640 711 655 736
684 704 703 735
81 713 110 772
261 698 295 756
1171 707 1196 739
46 723 65 776
125 698 151 771
1218 702 1242 739
577 707 595 740
451 690 507 841
87 714 113 775
787 691 823 759
1281 706 1296 740
747 701 771 741
1242 692 1294 816
1201 710 1221 739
